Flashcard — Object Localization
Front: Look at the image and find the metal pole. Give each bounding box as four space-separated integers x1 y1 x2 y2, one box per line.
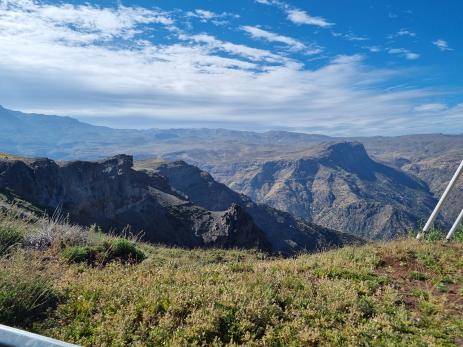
446 208 463 240
417 159 463 239
0 324 78 347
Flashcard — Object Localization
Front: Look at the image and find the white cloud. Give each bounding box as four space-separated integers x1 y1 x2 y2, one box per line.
388 48 420 60
363 46 381 53
396 29 416 37
414 103 448 112
254 0 333 28
178 33 285 63
241 26 305 51
286 9 333 28
432 39 452 51
0 0 461 136
332 31 368 42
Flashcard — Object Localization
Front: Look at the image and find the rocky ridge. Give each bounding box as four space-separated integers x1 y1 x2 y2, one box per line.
0 154 270 251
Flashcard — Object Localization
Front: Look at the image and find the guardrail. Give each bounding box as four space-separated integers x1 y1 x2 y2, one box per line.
0 324 78 347
417 159 463 240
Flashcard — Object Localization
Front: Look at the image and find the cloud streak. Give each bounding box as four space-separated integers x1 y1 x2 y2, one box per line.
388 48 420 60
241 26 316 53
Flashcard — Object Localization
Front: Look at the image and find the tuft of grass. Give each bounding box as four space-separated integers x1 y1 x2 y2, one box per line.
62 246 98 264
106 238 146 263
0 209 28 255
409 271 428 281
0 270 60 328
0 223 23 256
62 238 145 265
25 214 89 250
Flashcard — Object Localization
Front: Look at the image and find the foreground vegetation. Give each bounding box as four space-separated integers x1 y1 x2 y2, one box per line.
1 207 462 346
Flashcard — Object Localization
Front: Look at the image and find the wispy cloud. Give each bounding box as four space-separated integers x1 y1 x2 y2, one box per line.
185 9 238 25
388 48 420 60
255 0 333 28
363 46 381 53
286 9 333 28
396 29 416 37
332 31 368 42
241 26 307 52
432 39 452 51
414 103 448 112
0 0 460 136
178 32 284 63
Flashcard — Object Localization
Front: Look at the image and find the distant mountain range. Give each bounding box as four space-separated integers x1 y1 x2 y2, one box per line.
1 105 462 239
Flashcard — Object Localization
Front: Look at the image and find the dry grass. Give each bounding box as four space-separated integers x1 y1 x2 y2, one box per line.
0 209 462 346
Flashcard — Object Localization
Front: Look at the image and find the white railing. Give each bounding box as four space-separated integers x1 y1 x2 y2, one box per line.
417 159 463 240
0 324 78 347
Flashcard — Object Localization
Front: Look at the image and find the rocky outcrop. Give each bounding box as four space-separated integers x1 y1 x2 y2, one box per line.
0 154 270 251
136 159 362 254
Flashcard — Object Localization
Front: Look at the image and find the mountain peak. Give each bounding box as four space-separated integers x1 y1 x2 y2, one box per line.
315 141 372 170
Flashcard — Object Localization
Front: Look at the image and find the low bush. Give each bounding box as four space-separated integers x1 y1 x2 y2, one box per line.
25 215 89 250
62 246 98 264
0 271 60 328
62 238 145 265
423 228 444 241
106 238 146 263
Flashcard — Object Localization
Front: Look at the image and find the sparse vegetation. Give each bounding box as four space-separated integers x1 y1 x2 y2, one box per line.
0 267 60 327
0 208 462 346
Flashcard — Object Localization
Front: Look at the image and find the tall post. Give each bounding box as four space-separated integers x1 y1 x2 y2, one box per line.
416 159 463 239
446 208 463 240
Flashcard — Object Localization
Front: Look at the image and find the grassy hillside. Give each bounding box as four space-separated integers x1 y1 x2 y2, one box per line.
1 208 462 346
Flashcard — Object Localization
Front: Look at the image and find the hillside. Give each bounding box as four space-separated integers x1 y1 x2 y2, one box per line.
359 136 463 229
197 142 438 240
1 208 462 346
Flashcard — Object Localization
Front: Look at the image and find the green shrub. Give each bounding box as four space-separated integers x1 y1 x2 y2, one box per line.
62 246 97 264
0 224 24 256
424 229 444 241
62 238 145 265
106 238 145 263
0 271 60 327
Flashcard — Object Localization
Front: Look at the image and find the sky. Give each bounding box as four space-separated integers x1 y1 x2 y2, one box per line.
0 0 462 135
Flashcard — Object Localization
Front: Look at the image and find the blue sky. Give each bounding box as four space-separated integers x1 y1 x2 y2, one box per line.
0 0 461 135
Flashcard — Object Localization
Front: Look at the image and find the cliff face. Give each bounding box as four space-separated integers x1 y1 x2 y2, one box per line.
0 154 270 251
136 159 362 255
